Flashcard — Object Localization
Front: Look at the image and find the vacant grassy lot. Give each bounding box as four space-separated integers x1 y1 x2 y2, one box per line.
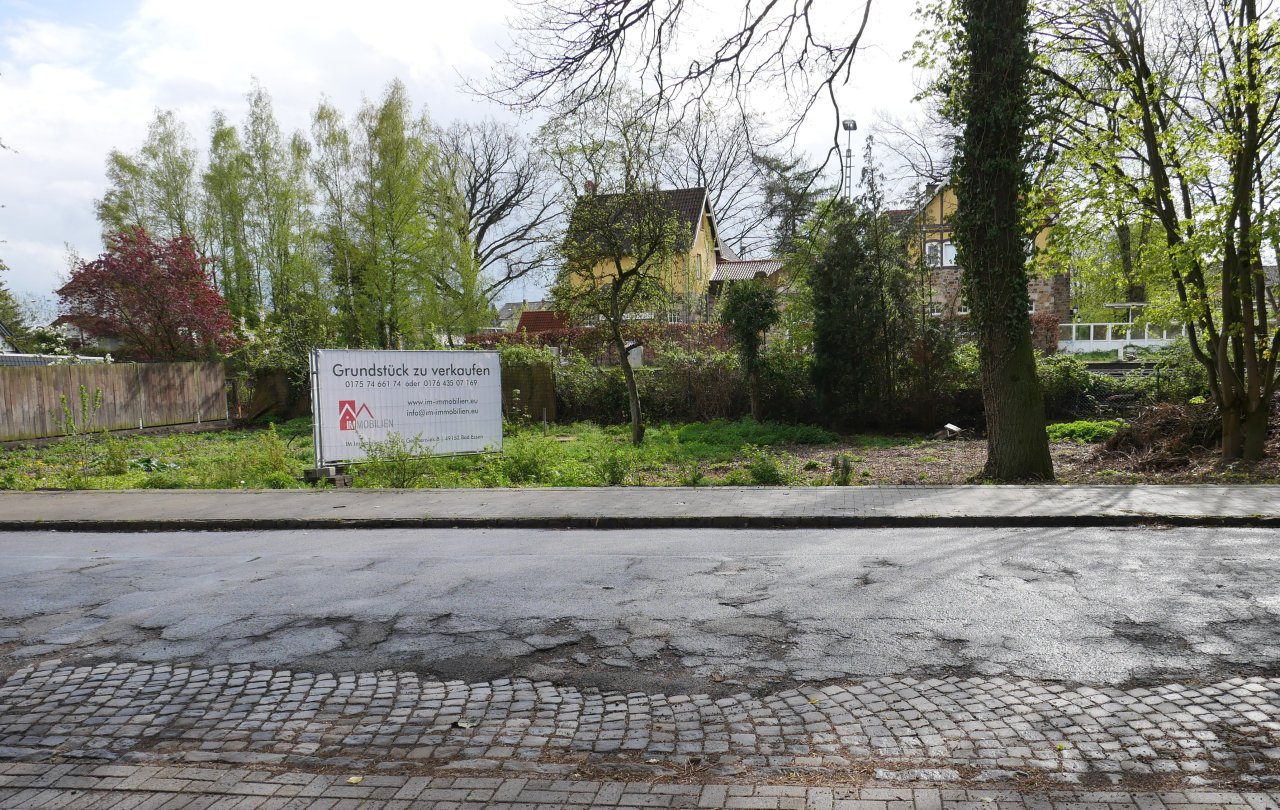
3 415 1276 489
0 418 869 490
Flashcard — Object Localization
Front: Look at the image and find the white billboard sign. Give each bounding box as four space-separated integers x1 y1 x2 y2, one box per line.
310 349 502 465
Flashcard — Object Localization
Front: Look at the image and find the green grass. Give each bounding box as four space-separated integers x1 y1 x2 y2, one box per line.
0 417 847 490
0 418 316 491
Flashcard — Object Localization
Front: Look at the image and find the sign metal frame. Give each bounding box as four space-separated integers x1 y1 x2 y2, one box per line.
310 348 502 468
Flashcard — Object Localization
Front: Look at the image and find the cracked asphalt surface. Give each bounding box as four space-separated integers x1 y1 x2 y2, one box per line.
2 526 1279 694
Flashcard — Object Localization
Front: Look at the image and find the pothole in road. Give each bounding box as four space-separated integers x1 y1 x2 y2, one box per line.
1110 620 1194 653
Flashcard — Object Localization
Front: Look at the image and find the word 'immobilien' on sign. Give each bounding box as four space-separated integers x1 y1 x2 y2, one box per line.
310 349 503 466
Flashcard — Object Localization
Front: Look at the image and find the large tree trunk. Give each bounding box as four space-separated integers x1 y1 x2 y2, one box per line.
979 334 1054 480
954 0 1054 481
1244 404 1268 462
1221 402 1244 462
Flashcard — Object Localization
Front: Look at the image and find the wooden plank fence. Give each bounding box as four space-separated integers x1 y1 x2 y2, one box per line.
502 361 556 424
0 362 227 442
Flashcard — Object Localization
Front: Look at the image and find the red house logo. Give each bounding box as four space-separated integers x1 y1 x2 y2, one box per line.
338 400 374 431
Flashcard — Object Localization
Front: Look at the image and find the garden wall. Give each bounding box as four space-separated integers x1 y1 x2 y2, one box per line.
0 361 227 441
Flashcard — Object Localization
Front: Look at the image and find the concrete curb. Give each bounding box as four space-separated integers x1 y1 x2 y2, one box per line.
4 513 1280 531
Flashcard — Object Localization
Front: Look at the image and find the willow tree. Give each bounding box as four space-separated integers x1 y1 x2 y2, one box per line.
96 109 200 244
202 111 257 322
1039 0 1280 461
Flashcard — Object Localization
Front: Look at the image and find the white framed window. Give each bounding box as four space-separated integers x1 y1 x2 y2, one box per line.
926 239 958 268
928 300 945 317
1028 301 1037 314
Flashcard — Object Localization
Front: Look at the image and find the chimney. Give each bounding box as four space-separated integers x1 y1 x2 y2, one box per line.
924 182 938 198
584 180 597 194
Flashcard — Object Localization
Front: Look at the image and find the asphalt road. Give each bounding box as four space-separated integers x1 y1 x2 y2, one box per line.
2 527 1278 695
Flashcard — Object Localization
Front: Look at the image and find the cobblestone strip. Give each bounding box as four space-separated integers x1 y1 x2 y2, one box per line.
2 661 1280 784
2 763 1280 809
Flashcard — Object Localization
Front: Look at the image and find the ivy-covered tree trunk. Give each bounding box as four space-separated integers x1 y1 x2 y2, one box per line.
953 0 1054 481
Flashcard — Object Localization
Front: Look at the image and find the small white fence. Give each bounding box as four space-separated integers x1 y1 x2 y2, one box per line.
1058 322 1183 353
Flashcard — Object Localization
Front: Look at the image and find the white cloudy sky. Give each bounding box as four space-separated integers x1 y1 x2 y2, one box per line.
0 0 924 308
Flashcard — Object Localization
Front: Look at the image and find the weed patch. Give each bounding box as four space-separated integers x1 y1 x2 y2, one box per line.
1047 419 1126 444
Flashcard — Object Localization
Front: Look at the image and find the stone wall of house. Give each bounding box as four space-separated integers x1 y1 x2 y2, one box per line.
928 268 1070 353
1030 274 1071 353
930 268 965 312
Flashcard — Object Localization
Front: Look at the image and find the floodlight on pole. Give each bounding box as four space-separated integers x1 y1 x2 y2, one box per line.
842 119 858 201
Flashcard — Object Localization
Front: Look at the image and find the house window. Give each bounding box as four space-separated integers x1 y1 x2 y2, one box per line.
926 239 957 268
695 253 702 280
929 300 944 317
957 300 971 316
1028 301 1037 314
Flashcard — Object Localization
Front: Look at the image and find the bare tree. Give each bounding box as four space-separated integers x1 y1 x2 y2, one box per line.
442 119 561 300
659 104 775 256
491 0 874 168
535 87 671 196
536 88 789 258
876 110 957 197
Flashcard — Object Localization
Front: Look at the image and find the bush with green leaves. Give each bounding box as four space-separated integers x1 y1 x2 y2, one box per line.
744 444 792 485
96 435 130 475
500 433 567 485
58 384 105 480
720 279 781 421
554 352 629 423
1036 352 1110 418
640 343 744 422
1046 419 1126 444
353 432 436 488
196 422 307 488
497 343 558 366
757 349 820 426
594 444 637 486
830 453 855 486
1151 339 1211 404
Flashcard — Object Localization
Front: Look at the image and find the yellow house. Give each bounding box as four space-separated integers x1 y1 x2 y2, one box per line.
562 186 734 321
901 183 1068 351
561 184 797 326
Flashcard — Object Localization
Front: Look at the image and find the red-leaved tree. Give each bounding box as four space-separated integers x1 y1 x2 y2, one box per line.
58 227 239 361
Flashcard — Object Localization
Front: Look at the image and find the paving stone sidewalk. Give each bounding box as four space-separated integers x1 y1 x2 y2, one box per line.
4 762 1280 810
4 660 1280 795
2 485 1279 530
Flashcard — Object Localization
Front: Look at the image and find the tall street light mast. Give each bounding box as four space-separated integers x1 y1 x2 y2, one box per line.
842 119 858 201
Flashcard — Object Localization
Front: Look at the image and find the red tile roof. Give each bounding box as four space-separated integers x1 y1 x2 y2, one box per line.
516 310 570 333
